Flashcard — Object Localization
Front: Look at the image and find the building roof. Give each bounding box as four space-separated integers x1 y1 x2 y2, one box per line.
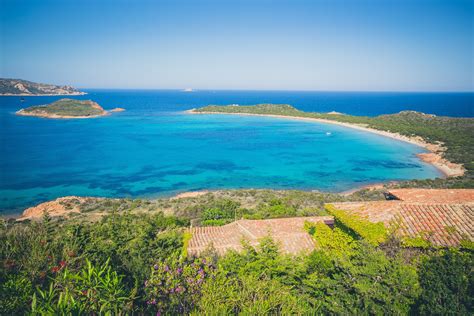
187 216 334 256
330 201 473 247
387 189 474 203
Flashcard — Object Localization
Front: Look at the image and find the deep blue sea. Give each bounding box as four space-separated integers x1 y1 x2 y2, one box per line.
1 90 472 214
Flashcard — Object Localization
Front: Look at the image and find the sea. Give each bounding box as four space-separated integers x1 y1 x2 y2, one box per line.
1 90 472 214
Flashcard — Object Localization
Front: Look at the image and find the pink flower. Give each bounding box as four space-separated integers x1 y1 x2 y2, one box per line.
147 299 157 305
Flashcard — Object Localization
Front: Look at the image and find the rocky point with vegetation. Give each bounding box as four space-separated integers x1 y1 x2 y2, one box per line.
0 78 85 96
192 104 474 188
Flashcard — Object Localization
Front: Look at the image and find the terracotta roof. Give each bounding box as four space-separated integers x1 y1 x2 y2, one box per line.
330 201 473 247
387 189 474 203
397 203 473 247
329 201 401 223
187 216 334 256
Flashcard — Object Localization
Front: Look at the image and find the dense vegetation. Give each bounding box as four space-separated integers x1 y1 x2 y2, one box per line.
2 197 472 314
41 189 385 226
196 104 474 188
0 78 83 95
19 99 105 117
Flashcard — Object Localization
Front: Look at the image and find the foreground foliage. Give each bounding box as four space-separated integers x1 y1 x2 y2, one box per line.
1 208 473 314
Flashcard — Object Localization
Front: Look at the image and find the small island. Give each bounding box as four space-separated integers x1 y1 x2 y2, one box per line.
16 98 125 119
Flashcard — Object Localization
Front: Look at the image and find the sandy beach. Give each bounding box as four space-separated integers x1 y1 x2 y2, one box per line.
170 191 210 200
187 109 465 178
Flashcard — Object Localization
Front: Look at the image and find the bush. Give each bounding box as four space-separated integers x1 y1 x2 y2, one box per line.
0 274 33 314
31 259 132 314
415 250 473 314
144 257 216 314
326 205 388 245
245 199 297 219
304 242 420 315
201 208 234 226
195 273 312 315
305 221 354 256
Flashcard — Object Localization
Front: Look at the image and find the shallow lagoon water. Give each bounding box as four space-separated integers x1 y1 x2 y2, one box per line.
0 90 450 214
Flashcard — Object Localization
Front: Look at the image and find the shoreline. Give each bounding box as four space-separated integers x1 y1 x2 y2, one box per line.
6 108 466 218
15 109 108 119
187 109 465 178
0 92 87 96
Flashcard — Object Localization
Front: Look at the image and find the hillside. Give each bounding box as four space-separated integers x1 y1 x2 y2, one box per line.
16 98 108 118
193 104 474 188
0 78 85 96
2 188 472 314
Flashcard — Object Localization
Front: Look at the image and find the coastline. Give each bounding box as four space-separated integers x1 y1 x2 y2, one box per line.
187 109 465 178
0 92 87 96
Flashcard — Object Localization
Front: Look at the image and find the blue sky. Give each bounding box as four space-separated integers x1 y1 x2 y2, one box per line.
1 0 472 91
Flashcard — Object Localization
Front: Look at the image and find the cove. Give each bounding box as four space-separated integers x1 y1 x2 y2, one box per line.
0 91 442 214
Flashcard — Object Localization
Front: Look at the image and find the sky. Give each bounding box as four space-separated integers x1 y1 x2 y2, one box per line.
0 0 473 91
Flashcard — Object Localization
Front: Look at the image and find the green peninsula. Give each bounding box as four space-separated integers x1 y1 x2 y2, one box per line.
16 98 123 119
0 78 85 96
192 104 474 188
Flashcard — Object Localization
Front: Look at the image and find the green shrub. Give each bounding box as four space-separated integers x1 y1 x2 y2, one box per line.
181 231 192 259
144 257 216 314
415 250 473 315
201 208 235 225
245 199 297 219
195 273 312 315
201 218 232 226
31 259 132 314
304 242 420 315
326 204 388 245
401 236 432 249
305 221 354 256
0 274 33 314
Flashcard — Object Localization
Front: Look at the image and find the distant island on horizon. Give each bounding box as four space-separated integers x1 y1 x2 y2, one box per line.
0 78 86 96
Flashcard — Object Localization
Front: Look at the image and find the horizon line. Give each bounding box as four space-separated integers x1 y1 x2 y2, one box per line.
79 88 474 93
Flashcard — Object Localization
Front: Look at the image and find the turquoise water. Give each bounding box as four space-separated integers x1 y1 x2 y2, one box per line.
0 90 454 214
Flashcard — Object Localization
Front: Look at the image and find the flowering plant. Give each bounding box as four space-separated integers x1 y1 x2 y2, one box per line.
144 257 215 314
